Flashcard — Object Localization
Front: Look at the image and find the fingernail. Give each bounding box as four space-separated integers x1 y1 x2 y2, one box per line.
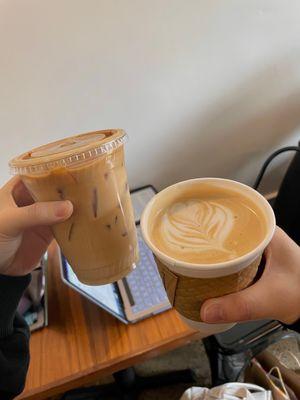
54 201 73 218
202 301 224 323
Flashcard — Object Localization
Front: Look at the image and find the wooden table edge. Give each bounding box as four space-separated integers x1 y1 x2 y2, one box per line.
18 329 201 399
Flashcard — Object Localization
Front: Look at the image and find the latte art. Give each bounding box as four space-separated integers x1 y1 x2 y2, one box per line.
152 186 267 264
161 200 236 258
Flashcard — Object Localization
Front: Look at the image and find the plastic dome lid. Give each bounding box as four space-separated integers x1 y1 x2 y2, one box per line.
9 129 127 175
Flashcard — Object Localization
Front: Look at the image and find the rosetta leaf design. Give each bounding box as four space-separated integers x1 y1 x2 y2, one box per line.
162 200 235 254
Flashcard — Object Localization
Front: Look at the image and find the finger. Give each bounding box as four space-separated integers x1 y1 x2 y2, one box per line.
11 180 34 207
200 246 278 324
201 227 300 324
0 200 73 237
200 278 274 323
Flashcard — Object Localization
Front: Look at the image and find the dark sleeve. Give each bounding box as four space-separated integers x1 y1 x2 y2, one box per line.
0 274 31 400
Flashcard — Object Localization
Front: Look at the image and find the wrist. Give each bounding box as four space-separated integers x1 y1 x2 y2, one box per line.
1 265 29 277
1 257 43 277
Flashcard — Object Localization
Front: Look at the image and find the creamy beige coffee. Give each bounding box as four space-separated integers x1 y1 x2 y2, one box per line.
151 183 267 264
142 178 275 333
9 130 138 285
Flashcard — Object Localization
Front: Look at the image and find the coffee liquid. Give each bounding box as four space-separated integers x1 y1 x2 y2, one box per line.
152 183 266 264
10 130 138 284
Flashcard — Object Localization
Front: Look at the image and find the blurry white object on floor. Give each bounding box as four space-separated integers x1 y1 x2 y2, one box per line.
180 383 272 400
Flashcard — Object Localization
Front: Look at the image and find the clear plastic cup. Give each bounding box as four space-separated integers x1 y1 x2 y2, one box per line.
9 129 138 285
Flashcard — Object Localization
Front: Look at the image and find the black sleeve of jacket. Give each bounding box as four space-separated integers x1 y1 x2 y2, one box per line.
0 273 31 400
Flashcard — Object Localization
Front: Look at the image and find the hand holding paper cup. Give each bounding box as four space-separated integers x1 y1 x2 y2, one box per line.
141 178 275 334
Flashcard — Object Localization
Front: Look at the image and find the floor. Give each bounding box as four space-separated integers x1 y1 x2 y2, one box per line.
51 332 299 399
135 339 211 399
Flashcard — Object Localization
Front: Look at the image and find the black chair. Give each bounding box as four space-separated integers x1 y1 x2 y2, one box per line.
203 142 300 386
203 320 284 385
273 143 300 245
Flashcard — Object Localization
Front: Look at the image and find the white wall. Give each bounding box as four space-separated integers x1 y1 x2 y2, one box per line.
1 0 300 194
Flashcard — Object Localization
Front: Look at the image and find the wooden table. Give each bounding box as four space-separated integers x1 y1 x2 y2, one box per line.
18 243 201 399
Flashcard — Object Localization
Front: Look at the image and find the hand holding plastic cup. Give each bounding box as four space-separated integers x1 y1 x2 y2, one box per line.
9 130 138 285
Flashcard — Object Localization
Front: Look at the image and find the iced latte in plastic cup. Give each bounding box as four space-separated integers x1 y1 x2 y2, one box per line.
9 130 138 285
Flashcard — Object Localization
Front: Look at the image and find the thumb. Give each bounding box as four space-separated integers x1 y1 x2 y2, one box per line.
200 280 274 324
0 200 73 237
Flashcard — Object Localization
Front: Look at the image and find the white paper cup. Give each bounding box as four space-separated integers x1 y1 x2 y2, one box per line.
141 178 276 335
